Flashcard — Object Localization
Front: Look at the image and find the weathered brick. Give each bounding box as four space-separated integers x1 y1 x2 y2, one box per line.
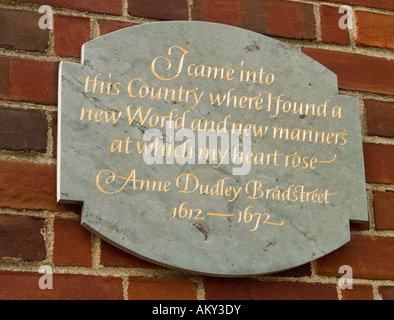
54 15 91 57
0 56 58 105
204 278 338 300
0 214 46 261
128 277 197 300
11 58 58 105
301 48 394 96
350 220 370 232
128 0 188 20
379 286 394 300
365 99 394 138
363 143 394 184
18 0 123 15
98 20 137 36
192 0 316 40
100 240 163 269
0 8 49 52
270 263 312 278
325 0 394 11
319 5 350 45
0 271 123 300
192 0 241 26
51 111 57 157
356 11 394 50
316 235 394 280
0 57 9 98
0 107 48 153
0 160 80 213
373 190 394 230
341 284 374 300
53 217 92 267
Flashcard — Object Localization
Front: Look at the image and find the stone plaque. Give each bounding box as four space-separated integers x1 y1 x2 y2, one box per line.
58 21 368 276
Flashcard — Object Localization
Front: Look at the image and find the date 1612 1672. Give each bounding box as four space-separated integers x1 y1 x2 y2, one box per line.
171 202 284 232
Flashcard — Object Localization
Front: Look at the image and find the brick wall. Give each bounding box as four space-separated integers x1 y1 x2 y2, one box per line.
0 0 393 300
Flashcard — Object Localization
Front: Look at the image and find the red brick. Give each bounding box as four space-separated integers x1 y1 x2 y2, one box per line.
341 284 374 300
373 190 394 230
356 11 394 50
18 0 122 15
54 15 90 57
301 48 394 96
0 214 46 261
192 0 316 40
192 0 242 26
379 286 394 300
0 9 49 52
363 143 394 184
11 58 58 105
98 20 137 36
316 235 394 280
246 0 316 40
319 5 350 45
270 263 312 277
365 99 394 138
0 56 58 105
325 0 394 11
0 107 48 153
51 111 57 157
100 240 164 269
350 220 369 232
128 0 188 20
204 278 338 300
53 217 92 267
128 277 197 300
0 57 9 97
0 271 123 300
0 159 80 213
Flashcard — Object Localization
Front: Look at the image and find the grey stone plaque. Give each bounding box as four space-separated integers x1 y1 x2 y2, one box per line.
58 21 368 276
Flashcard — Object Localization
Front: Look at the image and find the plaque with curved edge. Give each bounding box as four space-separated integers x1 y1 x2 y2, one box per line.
58 21 368 276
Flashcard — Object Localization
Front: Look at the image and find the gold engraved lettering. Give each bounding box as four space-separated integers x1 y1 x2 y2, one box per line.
96 169 171 194
272 126 348 146
175 173 241 202
151 45 189 81
80 107 122 124
315 154 337 164
80 107 92 121
94 109 103 122
237 206 284 231
84 73 120 95
244 181 335 204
